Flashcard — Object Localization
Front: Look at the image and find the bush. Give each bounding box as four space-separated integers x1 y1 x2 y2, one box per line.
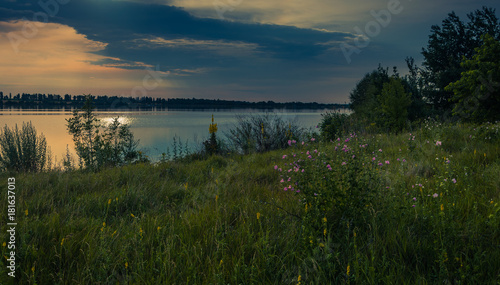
226 113 306 154
319 111 350 141
66 95 139 171
0 121 47 172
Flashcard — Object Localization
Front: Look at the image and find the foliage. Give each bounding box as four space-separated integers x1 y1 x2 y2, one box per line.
421 7 500 112
0 122 47 172
0 122 499 284
446 34 500 122
66 95 139 171
349 65 390 123
378 77 412 132
318 111 350 141
225 113 306 154
203 114 222 156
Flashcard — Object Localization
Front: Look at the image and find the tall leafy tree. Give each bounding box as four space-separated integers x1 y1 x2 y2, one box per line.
378 77 412 132
421 7 500 114
446 34 500 122
349 65 390 123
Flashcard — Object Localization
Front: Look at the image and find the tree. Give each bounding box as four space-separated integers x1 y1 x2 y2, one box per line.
445 34 500 122
378 77 411 132
66 95 139 170
421 7 500 114
349 65 390 123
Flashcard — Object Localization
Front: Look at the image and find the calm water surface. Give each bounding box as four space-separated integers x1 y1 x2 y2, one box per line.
0 109 342 164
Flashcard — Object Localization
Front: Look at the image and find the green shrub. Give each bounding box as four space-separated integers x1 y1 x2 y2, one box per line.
319 111 350 141
0 121 47 172
226 113 305 154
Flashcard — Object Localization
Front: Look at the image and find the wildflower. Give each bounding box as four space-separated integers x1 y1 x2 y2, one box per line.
31 266 35 273
452 178 457 184
323 217 327 223
282 155 287 159
441 204 444 211
220 259 223 266
25 209 28 216
256 212 261 220
378 149 382 152
436 141 442 146
130 213 135 218
311 138 316 142
326 164 332 170
2 242 6 247
342 162 347 166
274 165 278 170
61 238 65 246
347 264 350 276
301 169 304 173
412 205 415 207
108 199 111 205
378 162 383 166
157 226 161 231
385 160 390 164
125 262 128 269
413 197 416 201
433 193 438 198
112 230 117 236
216 195 219 202
288 140 292 146
403 159 406 162
319 243 325 248
372 157 376 161
280 179 284 183
283 187 288 191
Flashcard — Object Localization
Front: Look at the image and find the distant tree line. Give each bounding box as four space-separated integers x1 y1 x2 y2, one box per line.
0 92 348 110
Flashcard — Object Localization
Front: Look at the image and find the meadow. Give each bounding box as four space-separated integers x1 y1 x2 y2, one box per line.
0 119 499 284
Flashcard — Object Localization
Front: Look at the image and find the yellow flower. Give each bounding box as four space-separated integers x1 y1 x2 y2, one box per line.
131 213 135 218
354 231 357 237
61 238 65 246
441 204 444 211
474 149 476 155
116 197 118 201
319 243 325 248
219 259 223 266
25 209 28 216
256 212 261 220
157 226 161 231
322 217 327 223
108 199 111 205
215 195 219 202
2 242 6 247
31 266 35 273
347 264 350 276
103 222 106 227
323 228 327 236
112 230 117 237
125 262 128 269
184 183 188 190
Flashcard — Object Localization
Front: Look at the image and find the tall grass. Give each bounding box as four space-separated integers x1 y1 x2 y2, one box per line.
0 121 499 284
0 122 47 173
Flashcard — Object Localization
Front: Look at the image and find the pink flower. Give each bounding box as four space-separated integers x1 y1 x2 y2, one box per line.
378 162 383 166
274 165 278 170
311 138 316 142
385 160 390 164
436 141 442 146
282 155 287 159
301 169 305 173
341 162 347 166
326 164 332 170
452 178 457 184
280 179 284 183
432 193 438 198
288 140 292 146
379 149 382 152
372 157 376 161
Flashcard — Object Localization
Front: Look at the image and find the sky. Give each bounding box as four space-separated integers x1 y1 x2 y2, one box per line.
0 0 499 103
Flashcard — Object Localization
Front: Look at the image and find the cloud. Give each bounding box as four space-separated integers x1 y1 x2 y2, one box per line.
0 20 170 96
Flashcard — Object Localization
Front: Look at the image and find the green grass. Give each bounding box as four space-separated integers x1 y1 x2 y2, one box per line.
1 121 499 284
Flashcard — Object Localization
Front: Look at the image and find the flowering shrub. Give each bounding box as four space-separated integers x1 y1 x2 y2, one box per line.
275 134 383 245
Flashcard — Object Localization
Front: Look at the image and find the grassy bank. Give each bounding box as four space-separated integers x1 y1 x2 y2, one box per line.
1 121 499 284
